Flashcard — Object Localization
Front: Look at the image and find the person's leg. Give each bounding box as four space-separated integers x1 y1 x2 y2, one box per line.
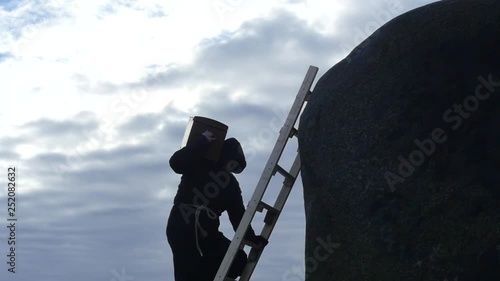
195 256 220 281
171 252 201 281
227 249 248 278
167 206 203 281
197 232 251 279
196 249 248 280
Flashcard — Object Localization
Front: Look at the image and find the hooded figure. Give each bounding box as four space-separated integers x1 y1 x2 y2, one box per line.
218 137 247 174
166 133 267 281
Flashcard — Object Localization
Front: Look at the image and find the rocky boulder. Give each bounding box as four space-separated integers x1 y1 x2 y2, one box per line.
298 0 500 280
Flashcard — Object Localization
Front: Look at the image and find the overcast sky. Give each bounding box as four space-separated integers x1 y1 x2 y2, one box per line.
0 0 439 280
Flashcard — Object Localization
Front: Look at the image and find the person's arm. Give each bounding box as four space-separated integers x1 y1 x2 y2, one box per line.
169 134 211 174
226 183 256 236
226 179 268 246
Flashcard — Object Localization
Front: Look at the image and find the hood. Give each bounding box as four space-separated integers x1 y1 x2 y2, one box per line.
218 138 246 173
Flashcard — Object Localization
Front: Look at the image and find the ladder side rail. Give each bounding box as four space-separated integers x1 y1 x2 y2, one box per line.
239 153 302 281
277 67 318 144
214 65 318 281
246 64 318 213
214 99 300 280
214 135 292 281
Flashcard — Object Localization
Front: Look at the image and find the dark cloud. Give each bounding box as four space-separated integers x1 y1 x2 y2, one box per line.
197 11 338 79
185 87 291 147
67 150 168 186
159 120 186 143
195 10 337 70
327 0 440 61
9 89 280 280
0 135 28 148
27 141 171 185
87 10 342 96
17 184 174 280
118 113 160 135
0 149 19 159
117 103 188 143
14 132 179 280
91 3 445 100
21 116 98 136
138 64 190 90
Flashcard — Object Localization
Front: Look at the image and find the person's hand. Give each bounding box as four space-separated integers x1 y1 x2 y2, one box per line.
202 130 216 142
246 235 268 248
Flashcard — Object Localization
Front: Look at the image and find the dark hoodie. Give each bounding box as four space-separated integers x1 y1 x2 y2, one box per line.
166 136 256 281
169 136 252 227
218 137 247 174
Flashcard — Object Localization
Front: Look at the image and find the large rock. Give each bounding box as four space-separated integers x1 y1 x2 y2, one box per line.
298 0 500 280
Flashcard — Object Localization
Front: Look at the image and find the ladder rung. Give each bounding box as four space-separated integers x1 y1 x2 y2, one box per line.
283 173 296 188
248 249 260 262
256 201 278 213
273 165 295 182
273 165 296 187
289 127 298 138
257 201 280 225
242 238 265 250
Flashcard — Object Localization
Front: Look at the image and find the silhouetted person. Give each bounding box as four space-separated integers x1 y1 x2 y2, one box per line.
167 130 268 281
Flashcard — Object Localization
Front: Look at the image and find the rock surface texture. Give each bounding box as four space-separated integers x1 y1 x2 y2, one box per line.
298 0 500 280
